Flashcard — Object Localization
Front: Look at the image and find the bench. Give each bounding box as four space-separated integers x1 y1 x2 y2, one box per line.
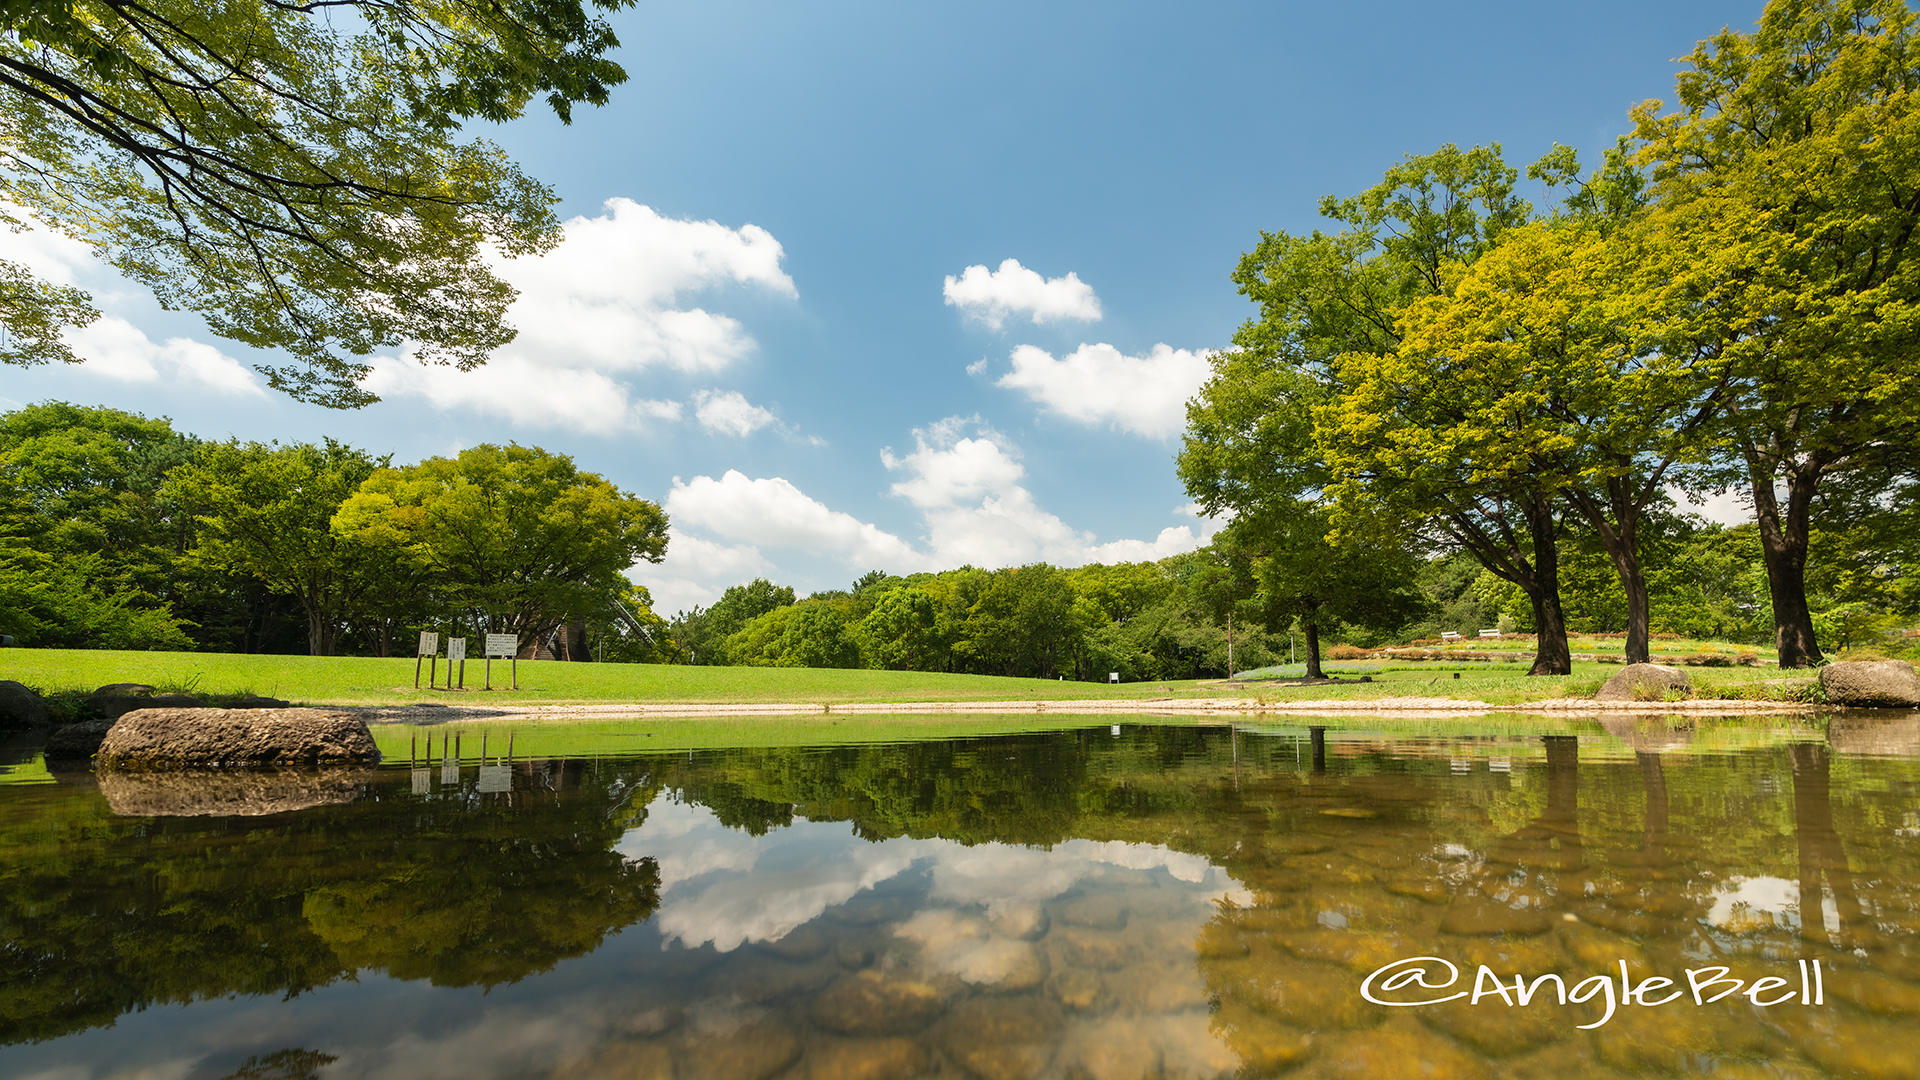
1478 629 1502 639
1440 631 1463 642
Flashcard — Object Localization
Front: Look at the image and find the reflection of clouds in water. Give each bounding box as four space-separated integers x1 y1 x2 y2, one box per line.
1706 875 1800 931
620 801 942 951
329 1005 604 1080
619 801 1250 953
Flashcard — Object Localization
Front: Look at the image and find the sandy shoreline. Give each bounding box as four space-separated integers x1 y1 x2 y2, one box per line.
328 695 1824 724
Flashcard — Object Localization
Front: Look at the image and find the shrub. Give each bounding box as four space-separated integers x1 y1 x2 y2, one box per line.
1679 653 1732 667
1326 644 1371 661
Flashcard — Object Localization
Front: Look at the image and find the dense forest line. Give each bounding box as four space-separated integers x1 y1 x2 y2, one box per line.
2 401 1912 679
0 402 666 658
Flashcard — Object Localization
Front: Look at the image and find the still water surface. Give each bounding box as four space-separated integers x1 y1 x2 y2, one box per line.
2 715 1918 1080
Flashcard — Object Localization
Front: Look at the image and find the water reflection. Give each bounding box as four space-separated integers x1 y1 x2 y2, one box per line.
0 715 1917 1080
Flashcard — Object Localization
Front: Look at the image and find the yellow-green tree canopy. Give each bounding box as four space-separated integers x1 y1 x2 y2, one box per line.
1626 0 1920 665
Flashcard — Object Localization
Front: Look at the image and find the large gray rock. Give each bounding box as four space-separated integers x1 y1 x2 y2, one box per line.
98 768 370 816
44 718 115 761
97 708 381 769
0 680 50 730
1820 660 1920 707
1595 663 1693 703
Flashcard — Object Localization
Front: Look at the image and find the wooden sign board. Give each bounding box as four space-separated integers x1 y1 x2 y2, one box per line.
484 634 518 658
447 637 467 662
418 631 440 656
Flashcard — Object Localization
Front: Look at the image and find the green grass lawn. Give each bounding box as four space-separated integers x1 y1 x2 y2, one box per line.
0 647 1817 709
2 649 1239 706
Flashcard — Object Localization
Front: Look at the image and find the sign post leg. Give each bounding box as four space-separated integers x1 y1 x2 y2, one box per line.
458 659 465 689
485 657 491 690
511 656 517 691
429 654 438 689
415 655 423 689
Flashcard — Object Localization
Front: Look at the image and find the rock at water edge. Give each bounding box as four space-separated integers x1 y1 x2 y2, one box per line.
0 680 50 730
1594 663 1692 703
44 718 115 760
97 708 380 768
1820 660 1920 708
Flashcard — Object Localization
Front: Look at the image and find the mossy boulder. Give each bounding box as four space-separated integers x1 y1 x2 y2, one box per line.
97 708 380 769
1819 660 1920 707
1595 663 1692 702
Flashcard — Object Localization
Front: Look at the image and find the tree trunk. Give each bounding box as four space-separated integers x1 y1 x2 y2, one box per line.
1752 467 1824 668
1302 616 1323 680
1445 492 1571 676
1519 495 1573 676
1562 480 1652 664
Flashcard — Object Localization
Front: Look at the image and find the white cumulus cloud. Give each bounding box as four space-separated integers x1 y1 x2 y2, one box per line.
625 527 773 616
943 258 1101 330
642 424 1225 609
667 470 928 571
66 316 265 397
693 389 778 437
883 417 1218 568
363 199 795 431
996 342 1211 439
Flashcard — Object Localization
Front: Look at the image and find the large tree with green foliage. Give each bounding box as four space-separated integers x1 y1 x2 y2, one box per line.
0 402 194 647
1192 144 1582 675
0 0 634 406
163 439 388 655
333 443 667 646
1627 0 1920 666
1350 201 1726 665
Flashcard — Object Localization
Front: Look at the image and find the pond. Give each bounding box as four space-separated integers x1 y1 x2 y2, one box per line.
1 713 1917 1080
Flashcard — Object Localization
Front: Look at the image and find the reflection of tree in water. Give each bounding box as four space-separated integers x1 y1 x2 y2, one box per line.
216 1049 336 1080
1791 742 1863 952
0 760 659 1044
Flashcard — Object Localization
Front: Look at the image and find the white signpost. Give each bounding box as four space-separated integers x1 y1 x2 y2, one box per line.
446 637 467 689
415 632 440 689
484 633 519 690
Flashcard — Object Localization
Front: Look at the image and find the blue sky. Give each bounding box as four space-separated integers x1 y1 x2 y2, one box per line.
3 0 1761 614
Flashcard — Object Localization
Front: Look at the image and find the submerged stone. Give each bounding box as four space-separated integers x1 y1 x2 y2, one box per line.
802 1037 927 1080
1060 895 1129 930
676 1021 800 1080
809 970 945 1035
936 997 1063 1080
1298 1027 1488 1080
1438 898 1553 937
989 902 1050 941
